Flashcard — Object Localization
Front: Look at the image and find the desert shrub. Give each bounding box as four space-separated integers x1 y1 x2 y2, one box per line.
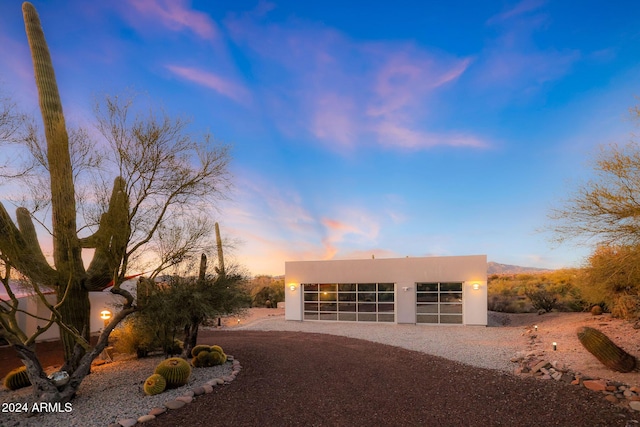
610 295 640 320
591 305 603 315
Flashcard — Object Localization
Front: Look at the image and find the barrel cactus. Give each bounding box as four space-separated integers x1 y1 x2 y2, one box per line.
577 326 636 373
3 366 31 391
143 373 166 396
191 344 211 358
154 357 191 388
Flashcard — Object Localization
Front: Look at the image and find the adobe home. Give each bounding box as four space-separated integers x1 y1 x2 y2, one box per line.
285 255 487 326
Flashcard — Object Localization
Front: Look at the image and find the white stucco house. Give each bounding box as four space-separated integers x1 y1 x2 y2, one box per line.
285 255 487 326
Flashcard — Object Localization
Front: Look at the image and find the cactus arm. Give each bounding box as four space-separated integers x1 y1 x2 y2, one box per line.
85 177 130 291
0 203 56 285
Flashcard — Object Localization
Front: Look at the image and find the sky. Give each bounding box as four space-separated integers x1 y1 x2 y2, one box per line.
0 0 639 276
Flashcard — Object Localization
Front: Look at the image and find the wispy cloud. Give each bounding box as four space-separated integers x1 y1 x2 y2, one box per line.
165 65 251 106
224 9 486 152
487 0 547 24
125 0 217 40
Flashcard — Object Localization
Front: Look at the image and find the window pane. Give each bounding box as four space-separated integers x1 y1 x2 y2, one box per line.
319 284 337 292
358 303 376 312
304 293 318 301
417 314 438 324
378 313 395 322
319 303 337 312
440 314 462 324
440 292 462 303
378 283 394 292
417 283 438 292
416 294 438 303
358 283 376 292
417 304 438 314
441 282 462 292
378 303 395 313
378 292 394 302
304 303 318 312
320 292 337 302
319 312 337 320
338 303 356 312
338 313 356 321
338 283 356 292
304 284 318 291
440 304 462 314
358 313 376 322
358 292 376 302
304 312 318 320
338 293 356 302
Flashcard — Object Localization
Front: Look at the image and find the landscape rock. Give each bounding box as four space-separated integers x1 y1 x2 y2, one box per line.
630 401 640 411
117 419 137 427
165 400 187 410
583 380 607 392
137 414 156 423
149 407 167 416
177 395 193 404
192 386 206 396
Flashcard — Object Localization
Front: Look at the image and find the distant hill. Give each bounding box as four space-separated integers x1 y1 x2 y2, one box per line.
487 262 554 275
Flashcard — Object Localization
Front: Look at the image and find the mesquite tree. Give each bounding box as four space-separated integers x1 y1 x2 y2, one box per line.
0 2 230 405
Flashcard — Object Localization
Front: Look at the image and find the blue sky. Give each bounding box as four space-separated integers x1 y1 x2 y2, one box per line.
0 0 639 276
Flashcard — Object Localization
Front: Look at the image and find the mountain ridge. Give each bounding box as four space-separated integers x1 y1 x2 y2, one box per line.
487 261 554 275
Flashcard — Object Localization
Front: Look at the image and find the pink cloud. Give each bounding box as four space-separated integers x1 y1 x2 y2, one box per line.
125 0 217 40
487 0 547 24
165 65 251 106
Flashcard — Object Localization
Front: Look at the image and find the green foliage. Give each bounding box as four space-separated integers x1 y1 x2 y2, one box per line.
3 366 31 390
143 373 166 396
132 270 250 359
577 245 640 319
111 314 182 358
249 276 285 308
577 326 636 373
154 357 191 388
488 269 584 313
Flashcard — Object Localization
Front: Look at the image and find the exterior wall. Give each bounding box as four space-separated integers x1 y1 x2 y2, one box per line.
285 255 487 325
11 291 124 343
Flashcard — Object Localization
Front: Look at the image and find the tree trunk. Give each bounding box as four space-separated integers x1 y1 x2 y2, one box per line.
57 279 91 373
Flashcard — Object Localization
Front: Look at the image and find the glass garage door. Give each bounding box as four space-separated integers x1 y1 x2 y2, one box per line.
416 282 462 324
303 283 395 322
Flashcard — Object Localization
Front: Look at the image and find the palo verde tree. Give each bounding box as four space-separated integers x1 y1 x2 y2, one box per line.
549 106 640 317
0 2 230 404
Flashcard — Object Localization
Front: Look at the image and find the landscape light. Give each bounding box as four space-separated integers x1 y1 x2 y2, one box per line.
534 325 538 332
552 342 557 351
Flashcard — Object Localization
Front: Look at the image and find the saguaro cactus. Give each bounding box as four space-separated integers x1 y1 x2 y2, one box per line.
0 2 130 372
577 326 636 373
214 222 225 276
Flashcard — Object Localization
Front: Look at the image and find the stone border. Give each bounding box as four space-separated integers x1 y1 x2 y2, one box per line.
511 330 640 413
108 356 243 427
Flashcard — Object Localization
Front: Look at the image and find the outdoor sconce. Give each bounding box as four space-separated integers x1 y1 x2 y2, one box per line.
289 284 297 291
402 287 410 292
100 310 112 321
472 283 480 290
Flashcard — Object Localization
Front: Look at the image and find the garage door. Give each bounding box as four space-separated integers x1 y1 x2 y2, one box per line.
303 283 395 322
416 282 462 324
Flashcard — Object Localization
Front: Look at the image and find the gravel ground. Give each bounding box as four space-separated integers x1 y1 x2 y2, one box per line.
3 316 640 426
0 355 232 427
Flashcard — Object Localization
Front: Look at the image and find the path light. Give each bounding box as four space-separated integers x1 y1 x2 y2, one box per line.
534 325 538 332
552 342 557 351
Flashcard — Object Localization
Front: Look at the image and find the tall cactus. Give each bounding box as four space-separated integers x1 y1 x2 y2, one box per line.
214 222 225 276
577 326 636 373
0 2 130 372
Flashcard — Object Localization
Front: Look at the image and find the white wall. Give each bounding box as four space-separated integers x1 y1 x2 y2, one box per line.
285 255 487 325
